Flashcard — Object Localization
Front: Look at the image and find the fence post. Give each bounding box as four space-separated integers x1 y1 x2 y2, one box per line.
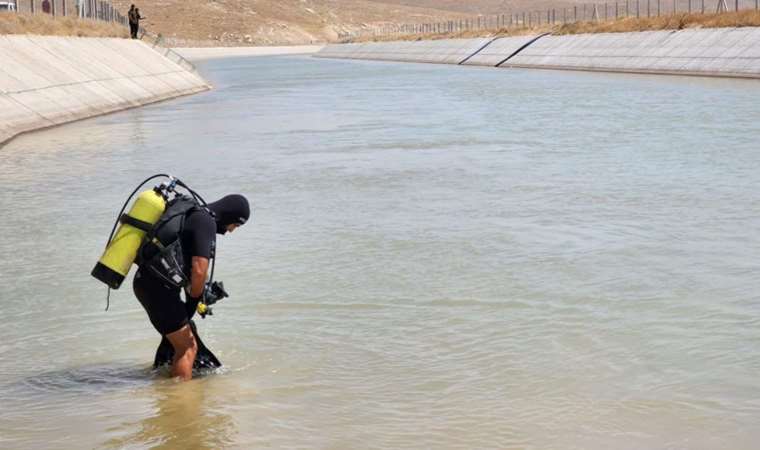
647 0 650 16
688 0 691 13
658 0 661 15
625 0 629 16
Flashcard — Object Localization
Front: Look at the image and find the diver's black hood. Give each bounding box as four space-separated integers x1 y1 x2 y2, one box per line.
207 194 250 234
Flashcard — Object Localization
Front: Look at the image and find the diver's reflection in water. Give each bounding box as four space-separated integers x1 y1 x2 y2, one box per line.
107 376 237 449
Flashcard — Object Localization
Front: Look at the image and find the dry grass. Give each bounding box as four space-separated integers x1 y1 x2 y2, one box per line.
0 12 129 38
356 10 760 42
556 9 760 34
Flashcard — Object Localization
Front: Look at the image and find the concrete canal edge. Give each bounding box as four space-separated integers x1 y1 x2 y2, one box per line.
0 35 211 147
315 27 760 80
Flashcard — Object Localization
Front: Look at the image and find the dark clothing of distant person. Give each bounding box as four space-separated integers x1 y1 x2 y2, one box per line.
41 0 51 14
128 6 143 39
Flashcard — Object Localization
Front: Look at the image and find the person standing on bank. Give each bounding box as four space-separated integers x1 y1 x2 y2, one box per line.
133 194 250 381
128 5 143 39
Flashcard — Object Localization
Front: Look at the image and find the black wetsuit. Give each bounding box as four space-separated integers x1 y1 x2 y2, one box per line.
134 194 250 339
133 210 216 335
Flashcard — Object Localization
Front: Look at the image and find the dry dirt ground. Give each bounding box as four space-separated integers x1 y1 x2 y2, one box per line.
110 0 578 46
0 12 128 37
361 10 760 42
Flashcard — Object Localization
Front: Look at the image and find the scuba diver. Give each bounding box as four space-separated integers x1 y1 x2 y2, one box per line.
91 175 250 381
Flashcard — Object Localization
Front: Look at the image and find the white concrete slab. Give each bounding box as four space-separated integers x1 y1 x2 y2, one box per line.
178 45 323 61
0 35 210 146
464 35 544 66
316 39 493 65
505 27 760 79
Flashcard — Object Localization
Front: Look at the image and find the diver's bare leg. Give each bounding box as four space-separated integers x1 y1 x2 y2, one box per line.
165 324 197 381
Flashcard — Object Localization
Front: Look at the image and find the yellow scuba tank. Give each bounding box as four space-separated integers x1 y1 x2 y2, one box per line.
91 189 166 289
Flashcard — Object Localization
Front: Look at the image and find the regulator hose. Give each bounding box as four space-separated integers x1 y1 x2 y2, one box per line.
103 173 172 248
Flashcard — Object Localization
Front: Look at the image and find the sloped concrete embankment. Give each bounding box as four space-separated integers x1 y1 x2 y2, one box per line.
502 27 760 78
0 35 210 146
316 27 760 79
317 38 495 64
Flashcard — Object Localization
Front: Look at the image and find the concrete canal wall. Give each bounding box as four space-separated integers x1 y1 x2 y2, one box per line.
316 27 760 79
318 38 496 64
0 35 210 146
461 34 546 67
503 27 760 78
175 45 324 61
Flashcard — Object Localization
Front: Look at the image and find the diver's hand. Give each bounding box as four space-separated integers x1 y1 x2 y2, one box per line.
204 281 229 306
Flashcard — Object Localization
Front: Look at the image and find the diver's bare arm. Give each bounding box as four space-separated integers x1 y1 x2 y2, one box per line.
189 256 209 298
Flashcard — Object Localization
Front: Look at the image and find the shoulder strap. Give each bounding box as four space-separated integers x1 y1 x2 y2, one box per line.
145 196 200 243
119 213 153 232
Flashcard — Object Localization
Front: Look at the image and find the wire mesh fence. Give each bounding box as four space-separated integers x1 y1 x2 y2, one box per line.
6 0 129 27
344 0 760 41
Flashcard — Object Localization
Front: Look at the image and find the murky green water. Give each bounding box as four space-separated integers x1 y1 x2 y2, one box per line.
1 55 759 449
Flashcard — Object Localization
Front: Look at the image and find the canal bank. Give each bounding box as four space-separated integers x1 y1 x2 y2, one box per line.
173 45 324 62
0 35 210 146
316 26 760 79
